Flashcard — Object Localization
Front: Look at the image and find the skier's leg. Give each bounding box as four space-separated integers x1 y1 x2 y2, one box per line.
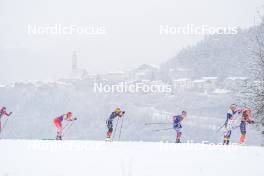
240 135 246 144
240 122 246 144
223 130 231 145
106 121 113 138
174 128 178 143
57 125 62 140
226 130 231 145
177 132 182 143
54 119 62 140
107 130 112 138
223 130 228 145
175 128 182 143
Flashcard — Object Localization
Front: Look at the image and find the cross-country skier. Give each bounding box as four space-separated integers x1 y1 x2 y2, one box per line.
106 108 125 140
0 107 12 133
223 104 241 145
173 111 187 143
239 108 255 144
53 112 77 140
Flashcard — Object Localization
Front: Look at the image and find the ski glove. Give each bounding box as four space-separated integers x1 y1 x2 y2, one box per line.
249 121 255 124
121 111 126 116
224 121 228 128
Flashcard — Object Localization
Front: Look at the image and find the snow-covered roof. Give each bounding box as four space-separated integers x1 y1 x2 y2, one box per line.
148 64 159 69
226 77 248 80
136 72 147 76
176 67 188 71
141 79 151 83
173 78 191 82
151 80 163 84
87 74 97 77
136 64 159 71
107 71 125 74
0 84 6 88
192 79 206 83
212 89 231 94
202 77 218 80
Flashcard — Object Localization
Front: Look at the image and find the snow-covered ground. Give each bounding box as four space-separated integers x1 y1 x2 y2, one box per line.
1 140 264 176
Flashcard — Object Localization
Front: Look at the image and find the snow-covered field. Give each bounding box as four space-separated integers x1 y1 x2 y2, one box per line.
1 140 264 176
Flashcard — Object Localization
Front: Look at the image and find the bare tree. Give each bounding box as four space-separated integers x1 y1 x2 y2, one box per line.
252 19 264 127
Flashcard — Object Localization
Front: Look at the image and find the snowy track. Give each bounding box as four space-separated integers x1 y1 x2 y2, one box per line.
1 140 264 176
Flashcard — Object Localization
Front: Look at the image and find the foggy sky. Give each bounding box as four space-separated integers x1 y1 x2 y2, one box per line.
0 0 263 83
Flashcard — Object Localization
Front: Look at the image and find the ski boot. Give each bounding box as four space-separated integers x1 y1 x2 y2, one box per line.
223 138 229 145
56 135 62 140
105 131 113 142
105 137 113 142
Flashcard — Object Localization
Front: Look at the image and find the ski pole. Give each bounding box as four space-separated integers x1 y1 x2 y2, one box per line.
1 118 9 132
1 117 11 136
62 122 71 130
232 125 240 130
216 123 226 133
112 117 120 140
0 118 9 138
118 117 124 141
153 127 174 132
62 121 75 138
253 121 263 125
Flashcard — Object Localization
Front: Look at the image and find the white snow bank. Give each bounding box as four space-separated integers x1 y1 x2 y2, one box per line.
0 140 264 176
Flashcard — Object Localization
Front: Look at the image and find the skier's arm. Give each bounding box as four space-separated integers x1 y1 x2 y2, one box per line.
64 114 76 121
172 116 175 120
121 111 125 117
248 117 255 124
117 111 125 118
180 115 184 122
249 121 255 124
225 113 232 126
67 115 77 121
69 117 77 121
3 111 12 117
236 108 243 115
226 113 232 120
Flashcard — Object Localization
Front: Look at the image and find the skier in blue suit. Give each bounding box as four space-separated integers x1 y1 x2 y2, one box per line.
173 111 187 143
